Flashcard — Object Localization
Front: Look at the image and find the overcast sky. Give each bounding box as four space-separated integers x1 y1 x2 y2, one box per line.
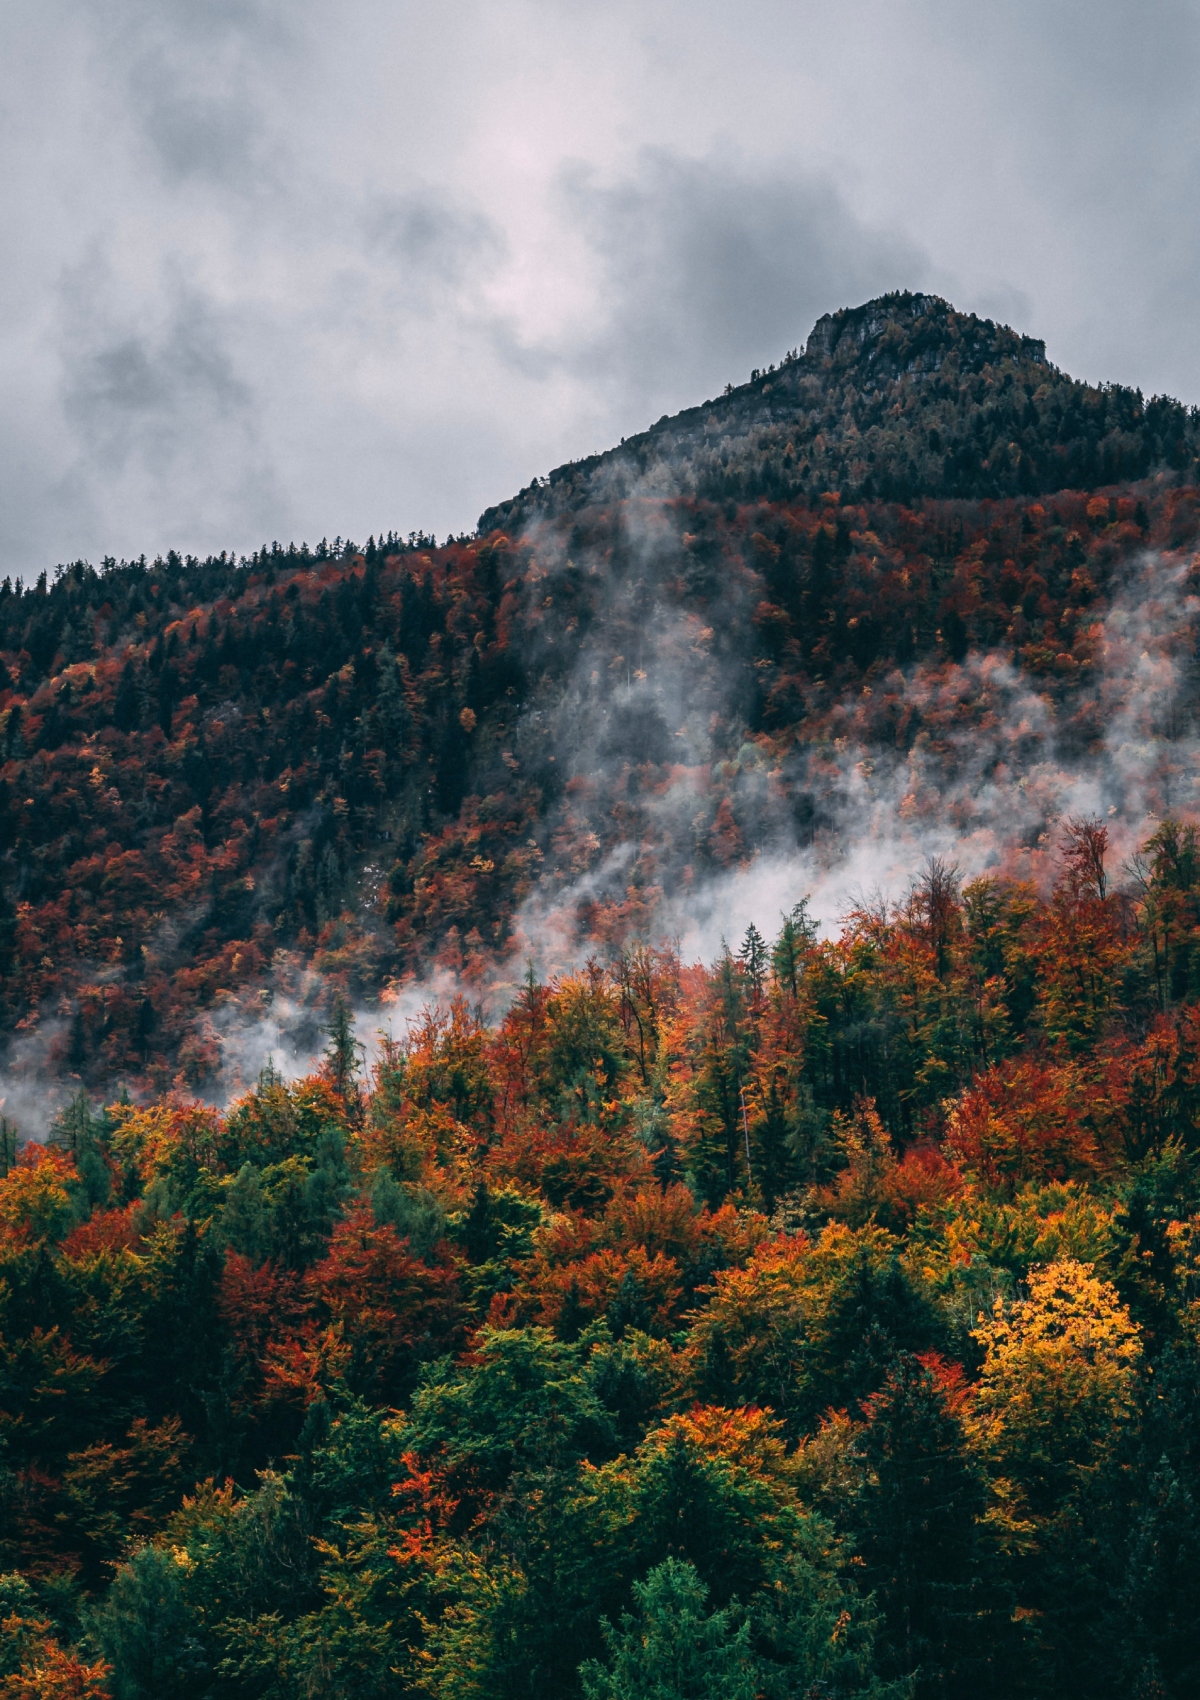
2 0 1198 575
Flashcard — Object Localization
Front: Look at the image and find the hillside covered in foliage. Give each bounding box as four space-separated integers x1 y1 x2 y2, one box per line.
2 291 1200 1098
5 819 1200 1697
4 292 1200 1700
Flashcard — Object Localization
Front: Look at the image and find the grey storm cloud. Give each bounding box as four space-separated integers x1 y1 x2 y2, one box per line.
557 147 929 407
133 74 272 190
363 192 508 309
61 278 252 472
89 0 297 189
0 0 1198 576
50 259 284 556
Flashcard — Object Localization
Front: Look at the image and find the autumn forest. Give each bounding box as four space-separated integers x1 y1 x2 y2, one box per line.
4 294 1200 1698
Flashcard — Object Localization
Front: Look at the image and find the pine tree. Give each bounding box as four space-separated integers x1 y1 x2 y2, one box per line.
324 993 362 1109
737 923 768 1004
854 1353 1010 1698
1121 1460 1200 1698
0 1114 17 1176
581 1560 758 1700
750 1070 793 1212
771 901 817 1000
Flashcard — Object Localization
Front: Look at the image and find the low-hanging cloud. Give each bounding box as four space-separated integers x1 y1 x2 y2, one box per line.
5 532 1195 1133
493 512 1200 982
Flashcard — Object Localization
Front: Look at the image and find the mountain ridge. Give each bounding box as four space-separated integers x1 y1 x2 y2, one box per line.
480 290 1198 533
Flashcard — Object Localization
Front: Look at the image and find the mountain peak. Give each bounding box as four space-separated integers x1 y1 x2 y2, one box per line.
803 290 1048 378
480 292 1194 534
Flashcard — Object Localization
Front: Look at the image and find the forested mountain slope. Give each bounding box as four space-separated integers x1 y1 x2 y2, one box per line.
481 290 1200 525
0 292 1198 1097
6 295 1200 1700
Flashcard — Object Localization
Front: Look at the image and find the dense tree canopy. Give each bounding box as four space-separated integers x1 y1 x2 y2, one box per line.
2 820 1200 1695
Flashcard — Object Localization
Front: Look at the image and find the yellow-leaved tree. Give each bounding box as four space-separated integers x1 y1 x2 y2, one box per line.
967 1258 1142 1534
